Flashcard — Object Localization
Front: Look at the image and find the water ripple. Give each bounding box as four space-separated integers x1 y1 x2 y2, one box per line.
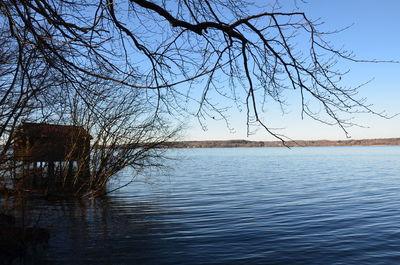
20 146 400 264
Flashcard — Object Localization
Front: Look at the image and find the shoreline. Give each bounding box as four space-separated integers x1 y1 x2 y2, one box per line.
164 138 400 149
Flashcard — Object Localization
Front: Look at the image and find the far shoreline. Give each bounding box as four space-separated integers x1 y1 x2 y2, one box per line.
164 138 400 149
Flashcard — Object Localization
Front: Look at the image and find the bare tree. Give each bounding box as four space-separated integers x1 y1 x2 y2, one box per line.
3 0 394 139
0 18 64 182
0 0 395 194
0 2 177 195
61 78 179 196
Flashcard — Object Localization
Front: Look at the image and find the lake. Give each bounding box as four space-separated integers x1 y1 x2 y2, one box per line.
16 146 400 264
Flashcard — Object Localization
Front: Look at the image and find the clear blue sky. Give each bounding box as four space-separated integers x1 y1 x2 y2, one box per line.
185 0 400 141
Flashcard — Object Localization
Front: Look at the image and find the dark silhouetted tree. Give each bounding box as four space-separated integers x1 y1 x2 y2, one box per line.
0 0 394 194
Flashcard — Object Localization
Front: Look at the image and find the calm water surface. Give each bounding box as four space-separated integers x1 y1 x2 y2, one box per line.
22 146 400 264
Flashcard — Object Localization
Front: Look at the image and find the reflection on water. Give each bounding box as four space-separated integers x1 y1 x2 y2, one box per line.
11 196 182 264
3 146 400 264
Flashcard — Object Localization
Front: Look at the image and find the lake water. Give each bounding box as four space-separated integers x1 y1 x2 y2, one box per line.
17 146 400 264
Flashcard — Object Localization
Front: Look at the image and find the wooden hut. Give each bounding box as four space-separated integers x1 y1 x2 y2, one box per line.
13 122 92 189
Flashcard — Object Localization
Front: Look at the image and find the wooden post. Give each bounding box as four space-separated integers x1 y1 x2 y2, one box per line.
32 162 38 187
67 161 73 185
48 161 55 190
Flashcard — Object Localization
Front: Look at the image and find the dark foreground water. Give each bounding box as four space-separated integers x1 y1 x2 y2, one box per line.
13 146 400 264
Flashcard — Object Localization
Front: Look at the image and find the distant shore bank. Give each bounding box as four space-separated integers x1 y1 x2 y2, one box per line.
165 138 400 148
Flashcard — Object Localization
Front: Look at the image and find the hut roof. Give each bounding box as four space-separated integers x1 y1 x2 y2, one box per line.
16 122 92 139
